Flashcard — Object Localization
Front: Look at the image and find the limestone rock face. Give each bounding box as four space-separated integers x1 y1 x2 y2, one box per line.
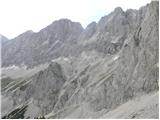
0 34 8 44
2 19 83 67
2 62 66 118
1 1 159 119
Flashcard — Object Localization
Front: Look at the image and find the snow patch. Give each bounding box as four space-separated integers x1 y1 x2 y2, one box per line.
52 57 70 63
3 65 20 70
2 64 27 71
113 56 119 61
111 36 121 43
63 57 69 62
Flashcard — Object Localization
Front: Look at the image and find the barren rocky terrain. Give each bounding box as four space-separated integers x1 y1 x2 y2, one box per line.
1 1 159 119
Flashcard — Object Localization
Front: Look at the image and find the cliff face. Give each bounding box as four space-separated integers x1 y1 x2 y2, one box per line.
1 1 159 119
2 19 83 67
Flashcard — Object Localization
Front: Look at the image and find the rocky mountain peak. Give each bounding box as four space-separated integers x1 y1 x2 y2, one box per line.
43 18 84 34
39 18 84 43
114 7 124 14
13 30 34 40
1 1 159 119
80 21 97 40
0 34 8 43
85 21 96 30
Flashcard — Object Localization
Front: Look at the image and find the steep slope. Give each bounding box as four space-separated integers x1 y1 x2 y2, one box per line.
1 1 159 119
45 1 159 118
2 62 66 118
2 19 83 67
0 34 8 44
101 92 158 119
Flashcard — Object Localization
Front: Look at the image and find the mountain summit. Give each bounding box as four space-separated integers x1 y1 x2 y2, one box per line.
1 1 159 119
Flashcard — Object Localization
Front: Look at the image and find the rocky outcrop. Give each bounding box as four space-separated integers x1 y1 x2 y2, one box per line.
1 1 159 119
0 34 8 44
2 62 66 118
2 19 83 67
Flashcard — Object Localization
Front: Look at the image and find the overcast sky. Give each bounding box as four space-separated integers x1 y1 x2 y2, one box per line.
0 0 151 39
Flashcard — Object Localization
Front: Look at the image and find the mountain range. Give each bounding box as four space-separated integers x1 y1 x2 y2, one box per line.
1 1 159 119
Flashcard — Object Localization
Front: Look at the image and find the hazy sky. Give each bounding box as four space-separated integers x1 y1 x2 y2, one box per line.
0 0 151 39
